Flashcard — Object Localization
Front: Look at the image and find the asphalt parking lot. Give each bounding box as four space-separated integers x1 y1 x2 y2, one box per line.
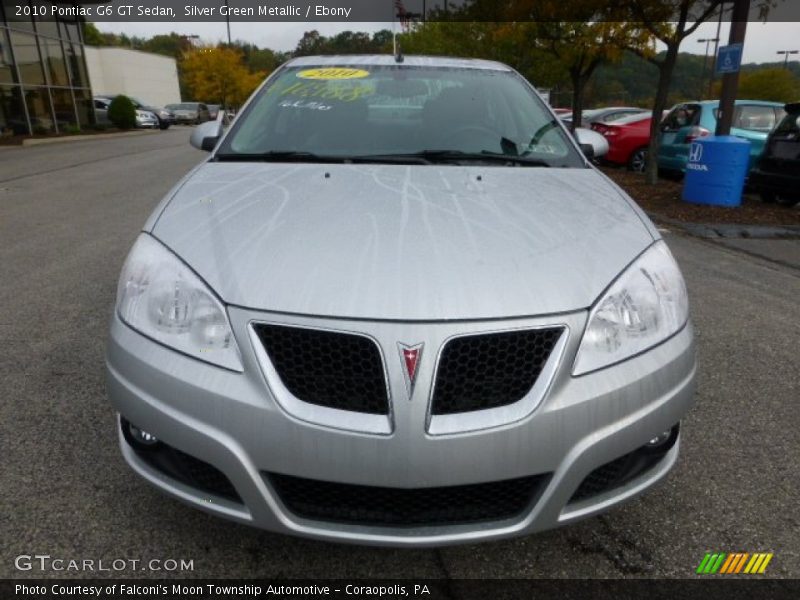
1 129 798 579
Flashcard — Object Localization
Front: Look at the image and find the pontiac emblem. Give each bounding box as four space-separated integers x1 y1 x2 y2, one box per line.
397 342 424 399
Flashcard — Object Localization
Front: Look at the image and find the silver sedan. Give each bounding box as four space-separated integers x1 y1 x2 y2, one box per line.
106 55 695 546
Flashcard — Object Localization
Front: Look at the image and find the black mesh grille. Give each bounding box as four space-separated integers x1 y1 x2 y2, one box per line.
431 328 562 415
570 454 635 502
269 473 548 526
168 448 240 501
254 324 389 415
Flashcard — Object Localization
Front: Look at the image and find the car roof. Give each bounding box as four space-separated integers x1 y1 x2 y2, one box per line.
285 54 513 72
688 100 786 108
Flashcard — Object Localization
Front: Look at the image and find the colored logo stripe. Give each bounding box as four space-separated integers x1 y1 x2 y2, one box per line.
698 552 773 575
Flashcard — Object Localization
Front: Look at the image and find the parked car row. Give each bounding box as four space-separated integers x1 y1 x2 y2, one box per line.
93 97 227 129
582 99 796 203
560 106 648 128
94 96 176 130
657 100 785 174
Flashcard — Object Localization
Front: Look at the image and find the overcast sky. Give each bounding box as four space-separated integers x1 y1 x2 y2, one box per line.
95 20 800 65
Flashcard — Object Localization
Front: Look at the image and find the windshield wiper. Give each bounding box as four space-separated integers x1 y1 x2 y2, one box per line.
213 150 551 167
399 150 551 167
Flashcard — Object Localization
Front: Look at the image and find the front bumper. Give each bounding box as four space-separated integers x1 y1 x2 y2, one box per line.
604 144 632 166
106 308 696 546
136 117 159 129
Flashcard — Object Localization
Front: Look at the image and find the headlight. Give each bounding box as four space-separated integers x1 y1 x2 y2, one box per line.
116 234 243 371
573 241 689 376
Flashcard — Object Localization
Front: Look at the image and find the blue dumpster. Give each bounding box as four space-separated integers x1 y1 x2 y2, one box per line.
682 136 751 207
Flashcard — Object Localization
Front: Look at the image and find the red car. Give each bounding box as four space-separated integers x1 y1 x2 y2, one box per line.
591 112 655 172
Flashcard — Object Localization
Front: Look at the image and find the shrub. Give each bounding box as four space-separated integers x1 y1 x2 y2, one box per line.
108 95 137 130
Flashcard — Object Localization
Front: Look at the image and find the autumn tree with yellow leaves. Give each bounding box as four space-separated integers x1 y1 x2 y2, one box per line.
180 46 266 109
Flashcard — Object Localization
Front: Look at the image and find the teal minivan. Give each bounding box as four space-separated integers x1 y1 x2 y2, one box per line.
657 100 786 174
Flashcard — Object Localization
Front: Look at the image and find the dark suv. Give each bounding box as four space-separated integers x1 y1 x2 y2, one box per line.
749 102 800 206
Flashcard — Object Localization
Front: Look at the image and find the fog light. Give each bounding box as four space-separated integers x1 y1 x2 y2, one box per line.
646 430 673 448
121 416 160 451
130 424 158 445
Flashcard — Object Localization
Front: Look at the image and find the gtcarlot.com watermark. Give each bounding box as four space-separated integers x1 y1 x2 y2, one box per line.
14 554 194 572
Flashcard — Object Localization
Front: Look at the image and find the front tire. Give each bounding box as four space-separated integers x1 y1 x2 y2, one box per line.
627 147 648 173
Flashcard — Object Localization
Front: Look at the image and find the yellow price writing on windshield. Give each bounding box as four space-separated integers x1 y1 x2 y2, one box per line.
297 68 370 80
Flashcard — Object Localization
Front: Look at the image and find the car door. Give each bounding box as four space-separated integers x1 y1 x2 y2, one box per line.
760 109 800 170
658 104 702 166
94 99 110 125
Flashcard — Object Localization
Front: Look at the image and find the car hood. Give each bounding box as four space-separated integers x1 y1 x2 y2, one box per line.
151 163 654 321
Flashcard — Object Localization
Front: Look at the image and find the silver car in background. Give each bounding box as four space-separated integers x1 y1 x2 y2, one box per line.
107 55 696 546
94 95 159 129
165 102 211 125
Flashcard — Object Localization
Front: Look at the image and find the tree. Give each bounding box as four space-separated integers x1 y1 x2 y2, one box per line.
400 2 650 131
141 33 195 59
716 67 800 102
399 22 566 90
181 47 266 108
292 29 394 56
81 23 106 46
618 1 729 182
525 23 649 131
108 95 136 129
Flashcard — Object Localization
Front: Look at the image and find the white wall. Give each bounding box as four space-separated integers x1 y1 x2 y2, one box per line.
85 47 181 107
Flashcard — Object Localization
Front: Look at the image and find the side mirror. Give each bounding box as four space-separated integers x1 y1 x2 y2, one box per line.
574 127 609 159
190 120 224 152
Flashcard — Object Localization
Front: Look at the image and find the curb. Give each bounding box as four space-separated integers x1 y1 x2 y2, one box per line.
18 129 161 147
647 211 800 240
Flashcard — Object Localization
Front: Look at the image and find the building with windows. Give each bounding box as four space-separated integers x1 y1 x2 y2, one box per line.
1 1 94 137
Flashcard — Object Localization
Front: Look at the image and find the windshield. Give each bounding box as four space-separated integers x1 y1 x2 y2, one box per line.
216 64 584 167
167 103 197 110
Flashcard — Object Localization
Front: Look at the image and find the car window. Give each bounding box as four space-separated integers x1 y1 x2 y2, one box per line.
218 64 584 167
773 111 800 135
94 100 107 109
199 104 207 110
603 111 628 122
662 104 701 131
734 105 778 132
713 105 780 132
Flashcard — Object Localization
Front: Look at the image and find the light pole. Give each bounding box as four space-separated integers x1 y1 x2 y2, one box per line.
224 0 232 45
716 0 750 137
777 50 799 69
698 37 719 98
